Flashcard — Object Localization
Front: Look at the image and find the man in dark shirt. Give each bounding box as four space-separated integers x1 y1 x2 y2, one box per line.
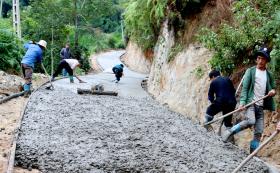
60 43 72 76
204 70 237 130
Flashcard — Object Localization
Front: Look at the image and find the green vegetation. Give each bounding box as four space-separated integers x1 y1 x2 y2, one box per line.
168 43 184 63
198 0 280 77
123 0 206 51
0 19 23 73
191 66 205 79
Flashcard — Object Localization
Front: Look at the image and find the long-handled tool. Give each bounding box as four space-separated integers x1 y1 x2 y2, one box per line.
231 130 279 173
41 64 54 90
204 95 269 127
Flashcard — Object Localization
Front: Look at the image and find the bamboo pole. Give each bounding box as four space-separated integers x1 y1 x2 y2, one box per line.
232 131 279 173
204 95 269 126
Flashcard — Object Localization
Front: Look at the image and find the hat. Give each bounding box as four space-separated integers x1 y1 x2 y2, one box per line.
37 40 47 49
256 47 270 62
209 69 220 79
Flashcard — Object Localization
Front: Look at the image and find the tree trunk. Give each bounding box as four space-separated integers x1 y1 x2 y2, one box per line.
0 0 3 18
74 0 79 48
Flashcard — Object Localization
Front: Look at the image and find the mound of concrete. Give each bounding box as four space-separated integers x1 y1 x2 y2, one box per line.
15 86 268 173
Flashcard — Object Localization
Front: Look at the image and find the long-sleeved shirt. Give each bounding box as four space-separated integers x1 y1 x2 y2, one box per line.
21 43 43 68
240 66 275 111
208 76 236 105
60 48 71 60
112 64 123 74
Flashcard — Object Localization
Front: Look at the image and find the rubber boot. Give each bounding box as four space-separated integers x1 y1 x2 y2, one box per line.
203 114 214 132
222 124 241 142
23 84 31 98
69 76 74 83
250 139 260 153
226 127 235 144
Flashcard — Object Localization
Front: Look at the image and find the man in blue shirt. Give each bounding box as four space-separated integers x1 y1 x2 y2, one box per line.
21 40 47 96
204 70 237 131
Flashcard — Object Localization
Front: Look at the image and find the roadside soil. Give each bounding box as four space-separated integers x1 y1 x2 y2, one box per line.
0 72 48 173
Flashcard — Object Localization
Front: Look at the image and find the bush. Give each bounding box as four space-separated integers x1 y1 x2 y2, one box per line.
0 19 23 73
123 0 207 51
198 0 280 75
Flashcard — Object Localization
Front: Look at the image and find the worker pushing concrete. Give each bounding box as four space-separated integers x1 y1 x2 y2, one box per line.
21 40 47 97
204 70 237 132
51 59 86 83
112 64 124 83
222 47 276 153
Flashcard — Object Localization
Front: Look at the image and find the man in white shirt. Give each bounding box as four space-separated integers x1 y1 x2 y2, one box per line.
51 59 85 83
222 47 276 153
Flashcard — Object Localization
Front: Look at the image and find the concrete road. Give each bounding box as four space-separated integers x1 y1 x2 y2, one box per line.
53 50 148 98
15 51 270 173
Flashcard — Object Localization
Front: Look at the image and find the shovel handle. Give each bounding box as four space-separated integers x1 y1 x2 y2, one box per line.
203 95 269 126
232 131 279 173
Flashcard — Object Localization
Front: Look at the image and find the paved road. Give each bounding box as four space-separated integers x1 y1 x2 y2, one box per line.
53 50 148 98
15 51 269 173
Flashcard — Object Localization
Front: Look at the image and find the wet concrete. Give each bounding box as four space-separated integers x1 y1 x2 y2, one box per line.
15 51 269 172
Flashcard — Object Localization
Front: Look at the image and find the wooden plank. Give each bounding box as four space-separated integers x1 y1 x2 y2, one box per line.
77 88 118 96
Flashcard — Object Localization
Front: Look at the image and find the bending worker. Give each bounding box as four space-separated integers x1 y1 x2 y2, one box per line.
222 47 276 153
112 64 124 83
52 59 85 83
204 70 236 131
21 40 47 96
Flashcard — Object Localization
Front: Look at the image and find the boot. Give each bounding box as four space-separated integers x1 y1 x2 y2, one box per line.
203 114 214 132
222 124 241 142
226 127 235 144
69 76 74 83
250 139 260 153
23 84 31 98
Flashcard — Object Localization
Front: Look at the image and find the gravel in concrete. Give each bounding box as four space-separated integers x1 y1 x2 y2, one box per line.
15 86 268 173
15 51 268 173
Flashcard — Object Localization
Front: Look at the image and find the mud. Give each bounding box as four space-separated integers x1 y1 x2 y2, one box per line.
15 86 268 173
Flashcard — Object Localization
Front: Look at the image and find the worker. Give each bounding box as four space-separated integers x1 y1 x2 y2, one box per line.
222 47 276 153
112 64 124 83
277 121 280 131
60 43 72 77
204 70 237 131
21 40 47 97
51 59 86 83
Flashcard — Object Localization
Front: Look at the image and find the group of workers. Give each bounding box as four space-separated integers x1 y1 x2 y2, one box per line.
21 40 279 153
21 40 124 96
204 47 279 153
